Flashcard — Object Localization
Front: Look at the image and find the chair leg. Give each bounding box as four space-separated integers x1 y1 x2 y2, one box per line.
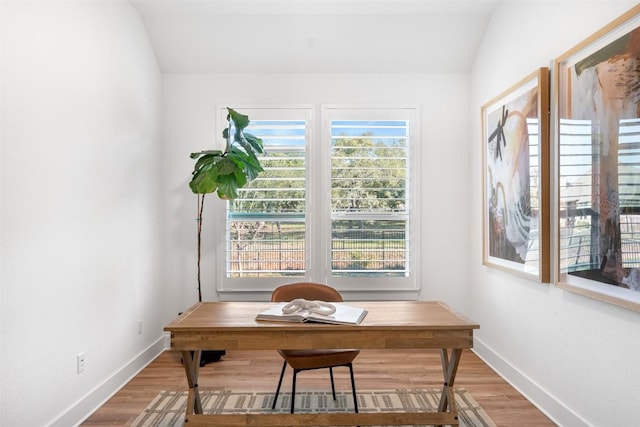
348 363 359 413
329 367 336 400
291 369 298 414
272 360 287 410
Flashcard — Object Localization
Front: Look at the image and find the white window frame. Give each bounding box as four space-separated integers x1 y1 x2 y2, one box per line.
215 105 315 294
215 104 421 300
320 105 421 296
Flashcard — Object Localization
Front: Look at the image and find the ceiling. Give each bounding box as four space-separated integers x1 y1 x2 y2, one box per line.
131 0 500 73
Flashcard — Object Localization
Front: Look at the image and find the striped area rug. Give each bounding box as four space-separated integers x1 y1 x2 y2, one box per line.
132 388 496 427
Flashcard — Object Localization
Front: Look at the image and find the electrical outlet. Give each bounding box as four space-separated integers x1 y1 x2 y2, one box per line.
77 352 86 374
137 319 143 335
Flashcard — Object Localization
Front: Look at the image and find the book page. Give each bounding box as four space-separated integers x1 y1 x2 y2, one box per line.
255 302 367 325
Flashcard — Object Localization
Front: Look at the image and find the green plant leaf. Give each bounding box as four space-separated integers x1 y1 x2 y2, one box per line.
228 108 250 132
188 108 264 199
192 153 216 172
190 149 223 159
216 173 239 199
216 156 240 176
189 165 219 194
244 133 265 155
229 146 263 181
234 168 248 188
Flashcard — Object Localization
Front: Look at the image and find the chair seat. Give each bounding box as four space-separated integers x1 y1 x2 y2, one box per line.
278 349 360 370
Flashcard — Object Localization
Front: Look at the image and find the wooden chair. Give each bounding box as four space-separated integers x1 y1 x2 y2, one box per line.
271 282 360 414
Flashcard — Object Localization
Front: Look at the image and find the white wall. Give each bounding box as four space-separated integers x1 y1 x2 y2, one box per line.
469 2 640 426
0 1 164 426
162 73 472 315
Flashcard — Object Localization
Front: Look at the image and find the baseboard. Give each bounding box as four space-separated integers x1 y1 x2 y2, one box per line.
472 337 591 427
47 336 166 427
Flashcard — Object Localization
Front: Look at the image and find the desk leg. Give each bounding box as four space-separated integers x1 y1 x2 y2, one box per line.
438 348 462 415
182 350 203 416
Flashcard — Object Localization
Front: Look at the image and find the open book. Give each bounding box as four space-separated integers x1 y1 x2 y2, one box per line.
256 302 368 325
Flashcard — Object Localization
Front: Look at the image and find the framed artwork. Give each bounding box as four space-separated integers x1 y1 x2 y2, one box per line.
482 68 550 282
556 5 640 311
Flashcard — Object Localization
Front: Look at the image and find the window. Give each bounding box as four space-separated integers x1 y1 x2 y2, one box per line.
218 105 420 295
222 107 311 291
330 119 410 277
227 116 307 278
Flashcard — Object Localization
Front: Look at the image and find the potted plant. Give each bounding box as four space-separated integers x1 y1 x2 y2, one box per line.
187 107 264 364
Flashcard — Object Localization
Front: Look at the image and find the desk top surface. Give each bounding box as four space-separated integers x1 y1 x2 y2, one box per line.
164 301 479 333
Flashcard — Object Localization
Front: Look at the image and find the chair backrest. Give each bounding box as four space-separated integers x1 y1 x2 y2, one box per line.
271 282 344 303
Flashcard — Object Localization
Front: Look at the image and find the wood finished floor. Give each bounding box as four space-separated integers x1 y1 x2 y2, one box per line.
82 349 557 426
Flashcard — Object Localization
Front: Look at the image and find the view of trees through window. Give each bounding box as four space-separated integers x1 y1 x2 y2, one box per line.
227 119 307 277
330 121 409 276
224 107 415 286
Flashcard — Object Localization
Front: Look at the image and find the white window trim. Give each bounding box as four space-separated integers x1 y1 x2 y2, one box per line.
320 105 421 295
214 105 315 295
213 104 421 301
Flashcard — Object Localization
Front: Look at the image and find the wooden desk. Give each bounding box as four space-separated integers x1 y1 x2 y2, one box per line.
164 301 479 426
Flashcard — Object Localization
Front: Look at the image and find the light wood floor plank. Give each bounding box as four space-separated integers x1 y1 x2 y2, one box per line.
81 349 556 426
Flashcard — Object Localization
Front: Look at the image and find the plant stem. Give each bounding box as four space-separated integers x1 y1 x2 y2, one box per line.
197 194 205 302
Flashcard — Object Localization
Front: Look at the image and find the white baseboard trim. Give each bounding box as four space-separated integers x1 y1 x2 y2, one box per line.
47 336 166 427
472 337 591 427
